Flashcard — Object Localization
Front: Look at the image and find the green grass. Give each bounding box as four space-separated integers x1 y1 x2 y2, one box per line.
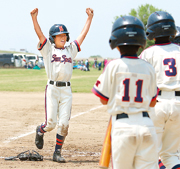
0 68 103 92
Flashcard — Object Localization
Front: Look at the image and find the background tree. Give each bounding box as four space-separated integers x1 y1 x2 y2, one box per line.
114 4 164 55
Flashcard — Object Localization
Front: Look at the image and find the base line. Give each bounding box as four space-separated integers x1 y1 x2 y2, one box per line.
3 105 104 144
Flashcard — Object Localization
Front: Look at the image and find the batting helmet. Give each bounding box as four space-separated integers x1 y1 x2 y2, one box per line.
146 11 176 40
49 24 70 43
171 26 180 44
109 15 146 50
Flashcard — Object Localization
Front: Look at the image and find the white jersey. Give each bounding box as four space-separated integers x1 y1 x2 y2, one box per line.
92 56 158 115
140 42 180 91
38 39 80 82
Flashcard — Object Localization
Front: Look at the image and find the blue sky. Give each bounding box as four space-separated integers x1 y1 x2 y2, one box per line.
0 0 180 59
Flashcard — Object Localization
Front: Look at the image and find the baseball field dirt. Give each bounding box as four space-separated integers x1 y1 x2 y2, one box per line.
0 92 111 169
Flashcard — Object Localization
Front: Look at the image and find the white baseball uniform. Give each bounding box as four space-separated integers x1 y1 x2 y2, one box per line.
37 38 80 136
92 55 159 169
140 42 180 169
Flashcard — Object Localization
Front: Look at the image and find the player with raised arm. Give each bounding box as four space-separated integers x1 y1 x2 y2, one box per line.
30 7 93 163
140 11 180 169
92 15 159 169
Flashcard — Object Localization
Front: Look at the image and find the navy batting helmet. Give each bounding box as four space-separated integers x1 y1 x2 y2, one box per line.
171 26 180 44
109 16 146 50
49 24 70 43
146 11 176 40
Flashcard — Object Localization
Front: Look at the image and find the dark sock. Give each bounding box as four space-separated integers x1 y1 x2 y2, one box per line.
159 159 166 169
55 134 64 151
38 125 46 135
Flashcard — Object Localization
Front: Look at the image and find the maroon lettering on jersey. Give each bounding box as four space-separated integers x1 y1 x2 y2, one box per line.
51 54 72 64
96 80 101 87
59 26 64 32
51 54 61 62
61 55 72 64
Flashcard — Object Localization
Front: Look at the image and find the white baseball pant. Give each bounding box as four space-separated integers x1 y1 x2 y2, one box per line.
111 112 159 169
149 91 180 169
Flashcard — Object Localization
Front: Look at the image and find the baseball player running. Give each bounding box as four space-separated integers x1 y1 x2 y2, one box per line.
92 15 159 169
140 11 180 169
30 7 93 162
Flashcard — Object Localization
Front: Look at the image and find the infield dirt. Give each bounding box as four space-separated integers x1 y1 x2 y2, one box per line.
0 92 110 169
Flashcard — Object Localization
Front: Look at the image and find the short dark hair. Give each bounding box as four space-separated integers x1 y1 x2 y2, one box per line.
118 45 140 55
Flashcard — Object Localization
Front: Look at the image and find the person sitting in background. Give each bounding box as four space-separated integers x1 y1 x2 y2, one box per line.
28 61 33 69
35 59 38 66
24 63 28 68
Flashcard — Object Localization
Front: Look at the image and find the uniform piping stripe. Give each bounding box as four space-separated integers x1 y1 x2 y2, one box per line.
155 42 171 46
56 142 62 145
45 85 48 125
92 87 109 101
74 40 81 52
57 138 63 142
122 56 139 59
38 39 47 50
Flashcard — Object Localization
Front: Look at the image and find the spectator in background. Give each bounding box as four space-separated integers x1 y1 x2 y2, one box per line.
35 59 38 66
85 59 90 71
27 61 33 69
93 58 97 68
78 60 81 65
103 58 108 68
98 61 102 71
81 59 84 66
73 60 76 66
24 63 28 69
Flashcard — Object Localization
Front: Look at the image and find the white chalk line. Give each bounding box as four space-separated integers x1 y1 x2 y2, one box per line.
2 105 104 144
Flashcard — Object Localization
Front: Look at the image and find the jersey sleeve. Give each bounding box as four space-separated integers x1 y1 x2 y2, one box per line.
92 63 112 101
67 40 81 60
37 38 52 59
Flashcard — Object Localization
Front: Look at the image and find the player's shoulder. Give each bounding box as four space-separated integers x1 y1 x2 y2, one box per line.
171 42 180 48
105 59 120 67
139 57 155 70
66 40 81 52
140 44 156 55
38 38 52 51
102 59 119 73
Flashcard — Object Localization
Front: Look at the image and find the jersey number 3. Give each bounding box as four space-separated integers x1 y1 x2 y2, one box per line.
122 79 143 102
163 58 177 76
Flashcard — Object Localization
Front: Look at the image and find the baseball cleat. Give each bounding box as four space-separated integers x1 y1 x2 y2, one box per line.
35 126 44 149
53 150 66 163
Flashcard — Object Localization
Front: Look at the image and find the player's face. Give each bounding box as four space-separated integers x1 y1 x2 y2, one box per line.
54 34 67 48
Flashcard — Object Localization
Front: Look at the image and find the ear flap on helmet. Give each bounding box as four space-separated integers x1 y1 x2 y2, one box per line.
66 34 70 42
49 36 55 44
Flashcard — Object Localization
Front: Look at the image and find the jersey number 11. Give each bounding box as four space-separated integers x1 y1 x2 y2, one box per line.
122 79 143 103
